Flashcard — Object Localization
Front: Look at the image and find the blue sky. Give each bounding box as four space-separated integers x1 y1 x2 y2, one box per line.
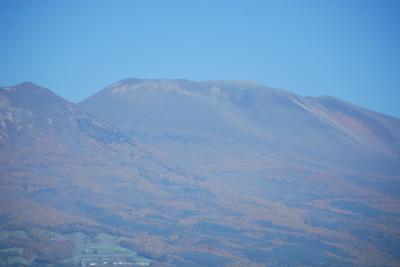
1 0 399 117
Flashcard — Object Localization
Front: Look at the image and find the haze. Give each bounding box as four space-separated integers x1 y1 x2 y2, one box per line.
1 0 400 117
1 1 400 267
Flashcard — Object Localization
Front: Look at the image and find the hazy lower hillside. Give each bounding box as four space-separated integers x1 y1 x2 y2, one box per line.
1 80 400 266
0 82 205 266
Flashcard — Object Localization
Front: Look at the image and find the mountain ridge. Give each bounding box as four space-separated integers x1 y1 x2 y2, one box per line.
1 80 400 266
79 78 400 171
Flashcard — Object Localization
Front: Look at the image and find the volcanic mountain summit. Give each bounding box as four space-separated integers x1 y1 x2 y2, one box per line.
80 78 400 173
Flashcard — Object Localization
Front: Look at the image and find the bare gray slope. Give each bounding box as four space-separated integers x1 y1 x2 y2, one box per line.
79 78 400 173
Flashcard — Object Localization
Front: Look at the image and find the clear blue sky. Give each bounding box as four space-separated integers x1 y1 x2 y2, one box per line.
1 0 399 117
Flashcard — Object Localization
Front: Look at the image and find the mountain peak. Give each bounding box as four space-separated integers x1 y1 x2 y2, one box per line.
1 82 71 113
14 81 42 89
1 81 54 96
116 77 190 86
105 78 205 97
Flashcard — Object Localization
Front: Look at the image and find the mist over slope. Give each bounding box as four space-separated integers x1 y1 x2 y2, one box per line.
80 78 400 173
1 80 400 266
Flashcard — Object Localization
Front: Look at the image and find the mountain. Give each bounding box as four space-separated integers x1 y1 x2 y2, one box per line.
0 82 202 266
80 78 400 173
1 80 400 266
79 78 400 266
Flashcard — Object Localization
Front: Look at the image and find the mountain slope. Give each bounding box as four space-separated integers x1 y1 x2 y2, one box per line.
0 82 208 266
80 78 400 173
78 78 400 266
1 80 400 266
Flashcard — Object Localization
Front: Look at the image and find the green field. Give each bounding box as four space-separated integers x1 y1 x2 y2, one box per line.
0 230 152 266
58 232 152 266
